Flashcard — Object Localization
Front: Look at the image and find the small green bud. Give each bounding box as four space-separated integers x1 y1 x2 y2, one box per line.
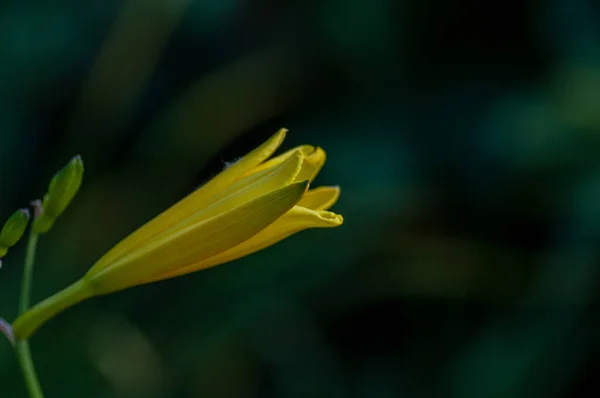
32 155 84 234
0 208 30 257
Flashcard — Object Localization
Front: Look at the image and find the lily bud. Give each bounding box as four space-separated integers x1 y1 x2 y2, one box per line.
13 129 344 340
0 208 30 257
33 155 84 234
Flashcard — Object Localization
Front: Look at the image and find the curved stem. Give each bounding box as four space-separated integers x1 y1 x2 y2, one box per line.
16 231 44 398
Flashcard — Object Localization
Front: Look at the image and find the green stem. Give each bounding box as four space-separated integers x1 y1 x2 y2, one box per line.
20 232 38 314
16 231 44 398
16 341 43 398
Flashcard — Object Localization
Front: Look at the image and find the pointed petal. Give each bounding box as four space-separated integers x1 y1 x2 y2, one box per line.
87 181 310 293
90 129 287 270
142 149 304 238
201 128 287 194
151 205 343 282
298 186 341 210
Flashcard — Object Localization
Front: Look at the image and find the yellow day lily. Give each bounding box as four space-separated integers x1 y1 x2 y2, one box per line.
12 129 343 340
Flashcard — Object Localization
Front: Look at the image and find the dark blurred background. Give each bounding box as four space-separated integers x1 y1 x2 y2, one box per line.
1 0 600 397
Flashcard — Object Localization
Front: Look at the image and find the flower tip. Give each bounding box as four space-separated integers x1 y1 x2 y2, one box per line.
313 146 326 157
269 128 287 148
332 186 341 197
273 128 287 145
70 154 85 173
304 146 326 166
318 210 344 226
18 208 31 219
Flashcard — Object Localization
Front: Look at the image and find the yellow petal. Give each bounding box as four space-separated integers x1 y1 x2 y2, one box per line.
200 128 287 195
295 147 326 182
86 181 310 294
91 129 287 270
246 145 326 183
193 149 303 218
249 145 312 173
91 149 303 275
150 205 343 282
297 186 341 210
132 148 304 246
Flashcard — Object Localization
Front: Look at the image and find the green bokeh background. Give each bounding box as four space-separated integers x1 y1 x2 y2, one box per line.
2 0 600 397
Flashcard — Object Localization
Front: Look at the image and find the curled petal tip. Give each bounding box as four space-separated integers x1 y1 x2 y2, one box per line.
312 209 344 226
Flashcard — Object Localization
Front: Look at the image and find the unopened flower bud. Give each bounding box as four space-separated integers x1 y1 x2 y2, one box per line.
32 155 84 234
0 208 30 257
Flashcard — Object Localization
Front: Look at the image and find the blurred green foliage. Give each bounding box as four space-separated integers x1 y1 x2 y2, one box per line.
1 0 600 397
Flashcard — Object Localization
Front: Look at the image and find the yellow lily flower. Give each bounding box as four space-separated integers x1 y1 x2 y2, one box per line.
12 129 343 340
